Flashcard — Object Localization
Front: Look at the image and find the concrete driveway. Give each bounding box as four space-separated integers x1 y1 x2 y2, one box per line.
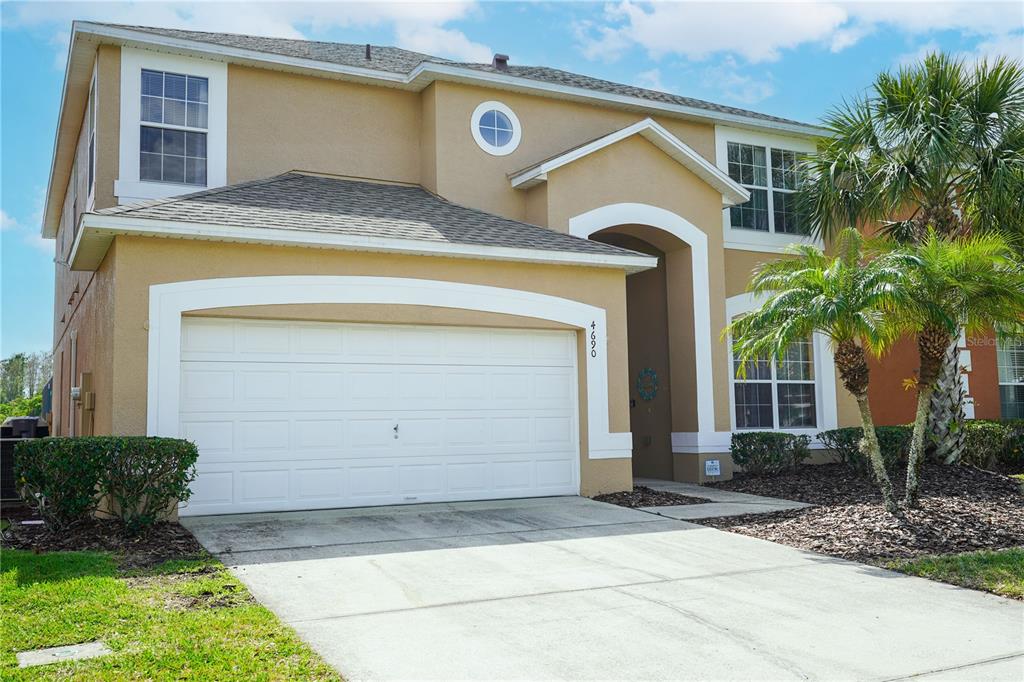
183 497 1024 681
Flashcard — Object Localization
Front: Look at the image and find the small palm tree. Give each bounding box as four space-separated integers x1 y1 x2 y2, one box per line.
798 53 1024 464
886 232 1024 507
727 229 904 512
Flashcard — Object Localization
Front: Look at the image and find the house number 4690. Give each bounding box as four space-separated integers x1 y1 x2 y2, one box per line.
590 321 598 358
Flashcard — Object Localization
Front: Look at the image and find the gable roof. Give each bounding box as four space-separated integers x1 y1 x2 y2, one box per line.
102 23 810 129
44 21 825 238
509 118 750 206
72 173 656 272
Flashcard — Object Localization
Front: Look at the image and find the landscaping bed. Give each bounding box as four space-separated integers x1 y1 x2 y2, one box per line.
700 464 1024 570
593 485 709 508
2 513 206 570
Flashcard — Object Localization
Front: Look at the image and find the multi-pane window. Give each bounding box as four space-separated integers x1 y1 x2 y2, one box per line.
727 142 807 236
87 79 96 193
997 336 1024 419
139 69 208 185
732 335 817 429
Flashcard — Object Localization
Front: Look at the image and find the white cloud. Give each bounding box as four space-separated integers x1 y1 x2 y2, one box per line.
896 40 942 67
4 1 494 64
0 210 16 231
701 57 775 104
635 68 667 91
575 1 1024 64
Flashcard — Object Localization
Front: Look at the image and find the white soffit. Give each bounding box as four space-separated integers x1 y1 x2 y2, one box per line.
508 118 750 207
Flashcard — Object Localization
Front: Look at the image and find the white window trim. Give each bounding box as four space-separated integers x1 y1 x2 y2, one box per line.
725 292 838 438
997 335 1024 418
470 100 522 156
116 47 226 203
715 125 821 254
146 276 632 460
86 63 97 210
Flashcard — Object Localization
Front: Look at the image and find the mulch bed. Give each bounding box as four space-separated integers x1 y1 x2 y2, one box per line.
594 485 710 508
700 464 1024 564
1 510 207 569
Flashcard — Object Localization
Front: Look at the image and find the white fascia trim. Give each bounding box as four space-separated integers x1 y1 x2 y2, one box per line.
510 118 749 207
568 203 717 438
147 276 632 460
73 23 824 138
72 213 658 273
725 292 839 434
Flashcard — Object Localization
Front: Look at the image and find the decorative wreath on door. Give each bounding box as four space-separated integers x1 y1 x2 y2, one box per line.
636 367 658 401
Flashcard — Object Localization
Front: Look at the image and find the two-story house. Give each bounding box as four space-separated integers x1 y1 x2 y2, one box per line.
41 22 1014 517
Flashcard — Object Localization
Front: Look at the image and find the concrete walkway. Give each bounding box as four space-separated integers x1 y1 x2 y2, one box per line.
183 497 1024 681
636 477 812 520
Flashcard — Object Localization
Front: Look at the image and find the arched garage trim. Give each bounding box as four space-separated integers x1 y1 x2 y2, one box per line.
147 275 632 460
569 203 716 438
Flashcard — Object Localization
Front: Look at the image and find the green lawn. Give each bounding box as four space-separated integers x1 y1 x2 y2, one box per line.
888 548 1024 600
1 549 340 680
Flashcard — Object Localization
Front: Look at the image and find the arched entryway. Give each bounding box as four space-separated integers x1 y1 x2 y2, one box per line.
569 204 715 479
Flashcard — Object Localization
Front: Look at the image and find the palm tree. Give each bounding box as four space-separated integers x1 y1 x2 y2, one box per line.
727 229 904 512
798 53 1024 464
887 232 1024 506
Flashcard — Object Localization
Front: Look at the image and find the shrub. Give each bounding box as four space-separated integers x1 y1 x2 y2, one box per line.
960 420 1024 473
0 394 42 420
102 437 199 533
960 421 1008 469
14 437 109 529
730 432 811 476
13 436 199 533
817 426 911 478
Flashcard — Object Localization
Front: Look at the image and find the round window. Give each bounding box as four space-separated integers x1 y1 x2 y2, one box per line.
471 101 521 156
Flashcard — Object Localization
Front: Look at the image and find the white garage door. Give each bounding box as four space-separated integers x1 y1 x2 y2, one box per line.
178 317 580 515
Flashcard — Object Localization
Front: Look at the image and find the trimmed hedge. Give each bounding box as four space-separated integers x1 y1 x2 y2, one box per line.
14 436 198 533
730 432 811 476
961 420 1024 473
817 426 912 478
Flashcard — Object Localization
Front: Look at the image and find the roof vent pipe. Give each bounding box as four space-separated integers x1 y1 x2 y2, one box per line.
492 54 509 71
365 43 371 60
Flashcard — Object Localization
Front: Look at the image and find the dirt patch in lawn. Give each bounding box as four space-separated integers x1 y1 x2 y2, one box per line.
1 514 207 570
700 464 1024 563
594 486 710 508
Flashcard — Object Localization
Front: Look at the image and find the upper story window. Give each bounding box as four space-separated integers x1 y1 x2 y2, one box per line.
139 69 208 186
87 78 96 195
471 101 521 156
727 141 807 236
997 336 1024 419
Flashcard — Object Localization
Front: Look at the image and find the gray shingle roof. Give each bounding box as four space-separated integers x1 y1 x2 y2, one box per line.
95 173 643 259
96 23 812 129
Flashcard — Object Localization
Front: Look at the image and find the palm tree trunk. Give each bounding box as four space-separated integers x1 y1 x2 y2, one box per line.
927 339 966 464
905 384 935 507
854 395 898 513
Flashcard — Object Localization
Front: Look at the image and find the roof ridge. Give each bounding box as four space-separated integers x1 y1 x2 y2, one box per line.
95 173 300 216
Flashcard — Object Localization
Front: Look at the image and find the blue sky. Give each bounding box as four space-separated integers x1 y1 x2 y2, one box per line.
2 1 1022 357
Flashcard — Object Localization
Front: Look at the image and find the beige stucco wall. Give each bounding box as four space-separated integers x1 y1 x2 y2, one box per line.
107 236 633 495
539 135 733 432
428 81 716 224
226 64 423 185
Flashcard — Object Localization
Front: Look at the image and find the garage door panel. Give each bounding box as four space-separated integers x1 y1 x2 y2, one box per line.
179 319 579 515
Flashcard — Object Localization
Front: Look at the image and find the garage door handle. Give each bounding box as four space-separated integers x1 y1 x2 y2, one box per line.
393 423 399 439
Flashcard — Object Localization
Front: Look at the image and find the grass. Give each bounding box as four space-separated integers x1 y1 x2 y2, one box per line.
888 548 1024 600
1 549 340 680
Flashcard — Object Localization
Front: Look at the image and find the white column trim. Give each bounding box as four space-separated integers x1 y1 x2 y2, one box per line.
568 202 717 438
146 275 631 460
